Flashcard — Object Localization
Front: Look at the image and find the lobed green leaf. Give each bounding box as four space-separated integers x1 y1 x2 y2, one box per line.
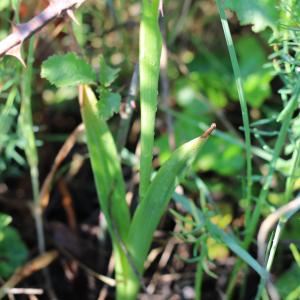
41 53 96 87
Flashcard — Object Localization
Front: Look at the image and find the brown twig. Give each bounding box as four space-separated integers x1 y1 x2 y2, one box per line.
201 123 217 139
0 251 58 300
59 248 115 287
5 288 43 296
58 179 77 231
0 0 86 61
40 123 85 209
257 196 300 264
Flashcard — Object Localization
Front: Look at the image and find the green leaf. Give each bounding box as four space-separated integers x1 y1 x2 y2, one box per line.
79 85 131 295
97 88 121 120
79 85 130 238
41 53 96 87
0 226 28 278
128 131 212 274
99 56 120 87
224 0 279 33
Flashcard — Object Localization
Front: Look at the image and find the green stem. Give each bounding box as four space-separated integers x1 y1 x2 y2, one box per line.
139 0 162 201
19 37 45 254
215 0 252 225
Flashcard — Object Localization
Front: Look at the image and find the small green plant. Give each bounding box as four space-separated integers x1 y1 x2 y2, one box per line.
41 3 217 298
3 0 300 298
41 64 215 299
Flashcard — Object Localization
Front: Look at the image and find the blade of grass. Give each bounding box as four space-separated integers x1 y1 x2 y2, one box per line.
126 124 215 298
19 37 57 299
79 85 130 236
79 85 131 298
19 37 44 254
214 0 253 225
139 0 162 201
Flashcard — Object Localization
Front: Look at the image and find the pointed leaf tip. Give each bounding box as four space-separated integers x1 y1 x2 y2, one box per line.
201 123 216 139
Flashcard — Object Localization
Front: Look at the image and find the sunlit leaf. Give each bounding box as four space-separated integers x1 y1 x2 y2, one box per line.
41 53 96 87
97 88 121 120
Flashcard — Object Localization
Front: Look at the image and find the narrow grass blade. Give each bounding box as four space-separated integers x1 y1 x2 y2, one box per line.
79 85 132 298
215 0 253 224
125 124 215 297
18 38 46 257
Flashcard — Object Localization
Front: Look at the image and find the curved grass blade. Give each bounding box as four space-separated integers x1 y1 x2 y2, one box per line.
79 85 132 298
125 124 216 297
79 84 130 238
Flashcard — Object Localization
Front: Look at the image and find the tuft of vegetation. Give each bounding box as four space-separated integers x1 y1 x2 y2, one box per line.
0 0 300 299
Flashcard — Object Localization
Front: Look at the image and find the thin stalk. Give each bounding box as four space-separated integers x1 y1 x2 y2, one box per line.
215 0 252 225
19 37 45 254
139 0 162 201
20 38 57 299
